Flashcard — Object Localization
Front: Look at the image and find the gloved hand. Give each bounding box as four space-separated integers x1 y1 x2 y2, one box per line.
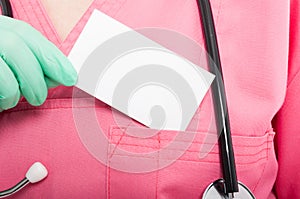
0 16 77 111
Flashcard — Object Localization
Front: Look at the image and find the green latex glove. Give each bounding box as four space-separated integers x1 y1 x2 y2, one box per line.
0 16 77 110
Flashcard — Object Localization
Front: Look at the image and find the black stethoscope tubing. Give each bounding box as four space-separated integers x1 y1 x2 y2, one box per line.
197 0 239 194
0 0 12 17
0 178 29 198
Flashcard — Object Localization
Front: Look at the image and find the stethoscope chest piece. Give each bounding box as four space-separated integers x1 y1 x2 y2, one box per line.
202 179 255 199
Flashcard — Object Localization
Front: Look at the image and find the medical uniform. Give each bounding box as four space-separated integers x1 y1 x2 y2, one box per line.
0 0 298 198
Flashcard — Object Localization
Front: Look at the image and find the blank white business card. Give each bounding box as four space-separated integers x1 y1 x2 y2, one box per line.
68 9 215 131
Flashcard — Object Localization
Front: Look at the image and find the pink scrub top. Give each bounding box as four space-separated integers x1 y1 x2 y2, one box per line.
0 0 299 198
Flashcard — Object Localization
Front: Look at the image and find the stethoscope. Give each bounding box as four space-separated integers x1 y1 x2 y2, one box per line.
0 0 11 17
197 1 255 198
0 0 255 198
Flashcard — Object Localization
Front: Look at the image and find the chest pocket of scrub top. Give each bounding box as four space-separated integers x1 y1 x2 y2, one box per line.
106 124 277 199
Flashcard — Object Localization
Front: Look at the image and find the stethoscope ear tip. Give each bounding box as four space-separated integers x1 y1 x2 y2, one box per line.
25 162 48 183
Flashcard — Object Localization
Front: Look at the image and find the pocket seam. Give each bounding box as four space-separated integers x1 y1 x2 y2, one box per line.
252 131 272 192
4 97 109 113
108 125 274 165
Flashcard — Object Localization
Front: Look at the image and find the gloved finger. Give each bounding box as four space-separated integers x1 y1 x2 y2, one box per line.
0 57 20 110
0 29 48 106
45 77 60 88
0 17 77 87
